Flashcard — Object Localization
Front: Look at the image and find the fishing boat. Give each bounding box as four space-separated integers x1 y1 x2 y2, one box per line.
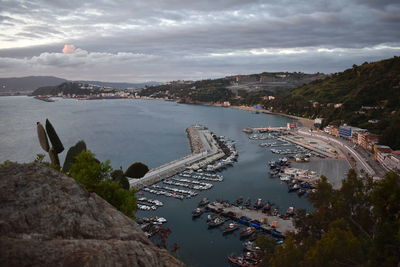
223 223 239 234
244 198 251 207
253 198 263 209
288 183 300 192
236 197 244 205
198 197 209 206
286 207 296 216
192 208 204 218
262 202 271 212
227 256 255 267
297 188 306 196
243 241 261 252
207 216 225 228
240 227 256 238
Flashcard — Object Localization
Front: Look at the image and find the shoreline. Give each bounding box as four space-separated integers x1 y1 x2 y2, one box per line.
22 94 315 127
227 105 314 127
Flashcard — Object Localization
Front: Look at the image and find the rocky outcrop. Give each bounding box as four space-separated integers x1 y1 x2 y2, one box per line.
0 163 184 267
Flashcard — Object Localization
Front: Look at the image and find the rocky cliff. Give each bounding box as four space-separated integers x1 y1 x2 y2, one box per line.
0 163 184 267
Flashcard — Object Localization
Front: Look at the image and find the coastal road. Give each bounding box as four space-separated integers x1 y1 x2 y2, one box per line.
298 128 376 177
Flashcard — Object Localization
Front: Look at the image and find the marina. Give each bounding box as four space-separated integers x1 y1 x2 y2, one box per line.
129 125 237 190
2 97 319 267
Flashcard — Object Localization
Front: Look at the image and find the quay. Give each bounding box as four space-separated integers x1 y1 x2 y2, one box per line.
129 125 226 190
278 134 337 158
243 126 288 133
207 202 296 235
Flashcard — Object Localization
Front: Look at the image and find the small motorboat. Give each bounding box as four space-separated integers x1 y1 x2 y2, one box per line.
227 256 254 267
243 241 261 252
297 188 306 196
262 202 271 212
236 197 244 205
192 208 204 218
240 227 256 238
286 207 296 216
223 223 239 234
207 216 225 228
253 198 263 209
198 197 210 206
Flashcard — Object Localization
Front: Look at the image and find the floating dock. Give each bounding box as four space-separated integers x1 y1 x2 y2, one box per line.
129 125 226 190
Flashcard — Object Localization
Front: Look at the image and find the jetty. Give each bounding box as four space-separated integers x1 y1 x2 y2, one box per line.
207 202 296 235
129 125 226 190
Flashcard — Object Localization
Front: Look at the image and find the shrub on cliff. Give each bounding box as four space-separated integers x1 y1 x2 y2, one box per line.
69 151 137 217
125 162 149 179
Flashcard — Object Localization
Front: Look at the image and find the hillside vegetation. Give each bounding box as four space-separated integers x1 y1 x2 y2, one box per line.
266 57 400 148
32 82 101 96
139 72 324 105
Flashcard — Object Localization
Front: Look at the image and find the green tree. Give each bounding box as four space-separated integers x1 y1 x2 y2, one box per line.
95 180 137 217
69 151 112 191
68 151 137 218
263 170 400 267
125 162 149 178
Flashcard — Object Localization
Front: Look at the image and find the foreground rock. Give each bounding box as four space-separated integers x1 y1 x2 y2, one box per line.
0 163 184 267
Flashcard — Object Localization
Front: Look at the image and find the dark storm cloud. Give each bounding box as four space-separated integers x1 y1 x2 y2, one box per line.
0 0 399 81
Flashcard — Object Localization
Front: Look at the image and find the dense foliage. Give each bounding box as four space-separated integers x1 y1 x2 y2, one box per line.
69 151 137 217
258 170 400 267
139 72 323 104
140 78 233 103
32 82 103 96
125 162 150 178
266 57 400 148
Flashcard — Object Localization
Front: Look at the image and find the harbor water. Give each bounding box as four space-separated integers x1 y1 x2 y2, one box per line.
0 96 331 266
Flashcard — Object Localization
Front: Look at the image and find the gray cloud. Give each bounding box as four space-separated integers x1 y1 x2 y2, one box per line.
0 0 399 81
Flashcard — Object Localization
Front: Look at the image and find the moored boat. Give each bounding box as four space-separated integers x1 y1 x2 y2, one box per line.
236 197 244 205
243 241 261 252
240 227 256 238
227 256 255 267
223 223 239 234
192 208 204 218
253 198 263 209
207 216 225 228
198 197 210 206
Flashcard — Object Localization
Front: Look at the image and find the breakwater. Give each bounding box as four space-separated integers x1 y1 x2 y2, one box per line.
128 125 226 190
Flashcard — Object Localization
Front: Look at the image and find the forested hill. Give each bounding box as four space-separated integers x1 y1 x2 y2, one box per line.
31 82 100 96
0 76 67 93
267 57 400 148
290 56 400 107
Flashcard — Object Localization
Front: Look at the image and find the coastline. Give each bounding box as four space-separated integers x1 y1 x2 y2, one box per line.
140 97 315 127
227 105 314 127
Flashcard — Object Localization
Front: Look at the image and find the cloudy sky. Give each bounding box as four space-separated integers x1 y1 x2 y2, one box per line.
0 0 399 82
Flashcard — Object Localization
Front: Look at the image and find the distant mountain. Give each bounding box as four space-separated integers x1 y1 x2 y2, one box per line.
31 82 95 96
0 76 160 94
75 80 160 89
0 76 67 93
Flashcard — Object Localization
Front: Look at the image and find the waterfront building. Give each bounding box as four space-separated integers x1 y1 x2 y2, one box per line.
373 144 392 160
287 122 297 130
377 152 400 172
324 125 339 137
338 125 367 139
358 133 379 151
314 118 324 125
